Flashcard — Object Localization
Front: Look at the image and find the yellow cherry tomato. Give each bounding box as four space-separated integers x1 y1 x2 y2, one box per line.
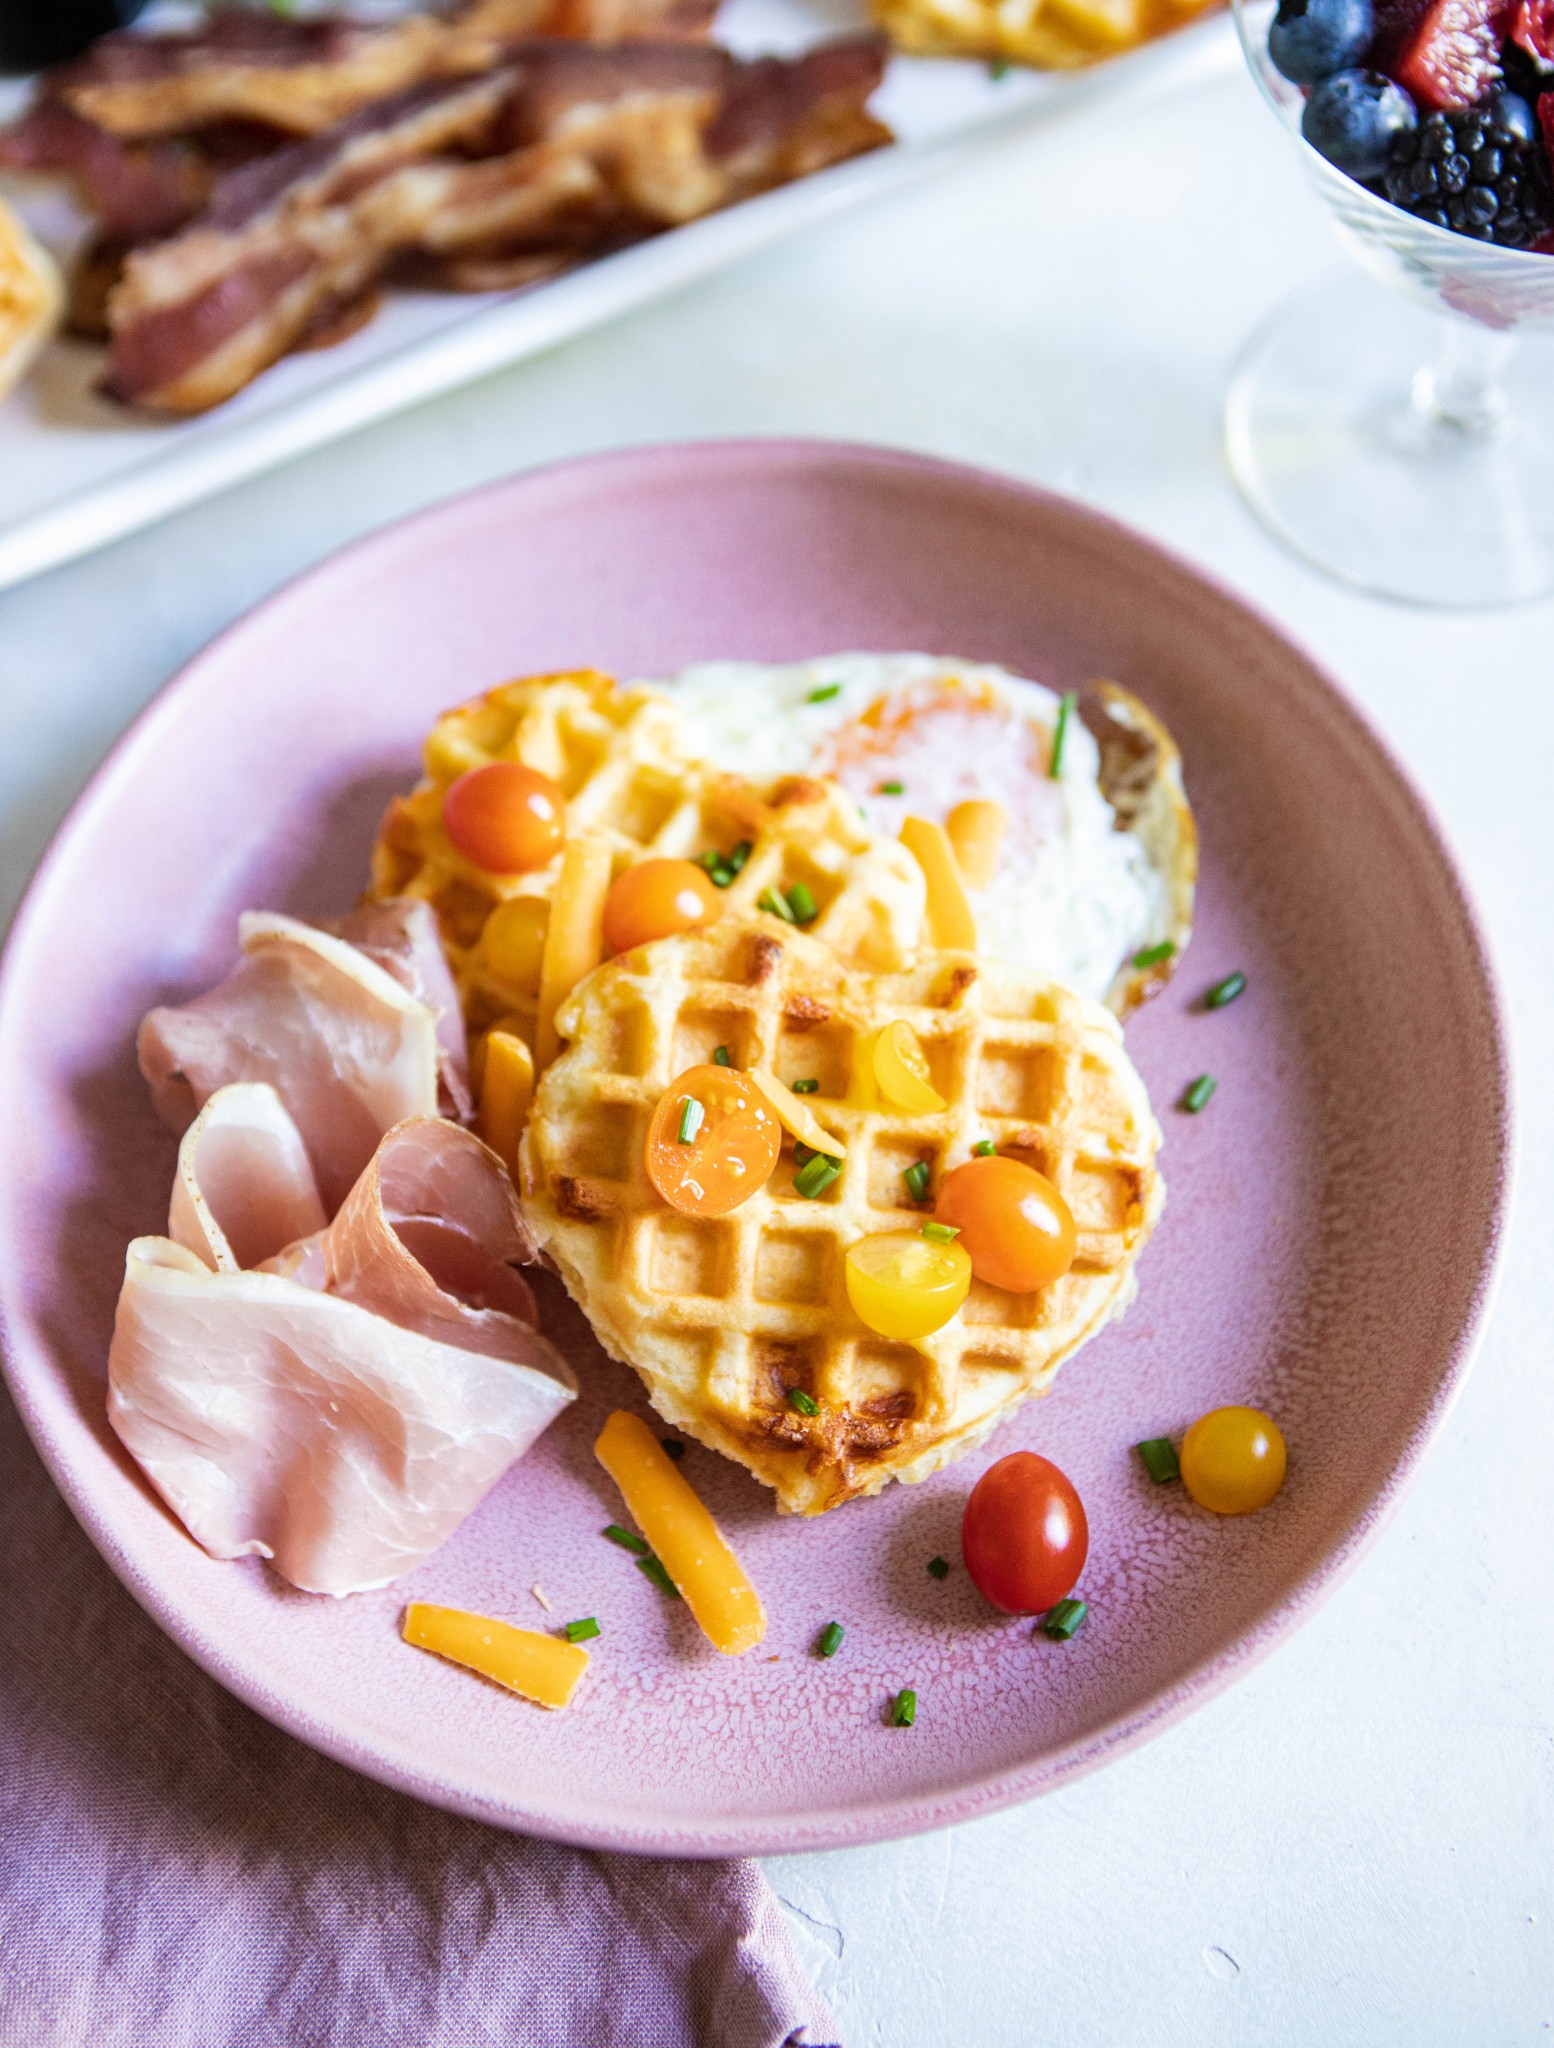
873 1020 946 1114
644 1065 781 1218
481 896 549 992
602 859 721 955
845 1231 972 1340
935 1155 1077 1293
443 762 566 874
1179 1406 1287 1515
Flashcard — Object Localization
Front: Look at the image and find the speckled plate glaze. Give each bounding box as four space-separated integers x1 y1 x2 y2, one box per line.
0 441 1511 1856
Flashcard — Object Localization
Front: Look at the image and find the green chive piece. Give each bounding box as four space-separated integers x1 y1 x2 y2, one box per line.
758 887 795 923
1182 1074 1217 1114
709 865 735 889
603 1522 649 1554
636 1554 680 1598
661 1438 685 1460
677 1096 704 1144
727 840 752 877
927 1556 950 1580
988 56 1011 77
973 1140 996 1157
879 780 905 796
791 1077 819 1095
1136 1437 1180 1484
1205 970 1247 1010
713 1045 731 1066
1042 1598 1088 1641
793 1141 817 1168
817 1620 845 1658
787 1386 820 1416
892 1688 917 1727
807 683 842 704
565 1616 601 1643
903 1159 931 1204
1132 940 1176 970
1048 691 1077 778
786 881 818 926
921 1220 958 1243
793 1153 842 1199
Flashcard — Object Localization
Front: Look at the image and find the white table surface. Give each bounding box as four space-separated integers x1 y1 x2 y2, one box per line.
3 39 1551 2046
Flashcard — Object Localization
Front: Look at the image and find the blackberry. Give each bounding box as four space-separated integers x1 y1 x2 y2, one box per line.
1383 102 1554 248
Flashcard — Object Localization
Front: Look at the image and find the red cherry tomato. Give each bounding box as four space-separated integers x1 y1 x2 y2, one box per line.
961 1450 1088 1614
935 1155 1076 1294
443 762 565 874
602 858 721 954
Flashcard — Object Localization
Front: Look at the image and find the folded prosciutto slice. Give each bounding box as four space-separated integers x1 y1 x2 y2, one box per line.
109 1093 575 1597
138 906 451 1212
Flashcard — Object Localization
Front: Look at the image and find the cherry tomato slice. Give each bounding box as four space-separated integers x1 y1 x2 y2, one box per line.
644 1065 781 1218
961 1451 1088 1614
872 1021 946 1113
845 1231 971 1340
935 1155 1077 1293
602 859 721 955
443 762 565 874
1179 1406 1287 1515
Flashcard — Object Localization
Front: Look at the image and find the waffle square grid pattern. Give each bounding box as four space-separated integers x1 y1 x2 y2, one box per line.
522 920 1164 1514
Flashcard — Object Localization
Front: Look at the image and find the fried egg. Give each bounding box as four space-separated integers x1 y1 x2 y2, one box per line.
645 653 1195 1012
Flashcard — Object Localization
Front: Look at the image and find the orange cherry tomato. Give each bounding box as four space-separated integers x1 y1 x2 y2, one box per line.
443 763 566 874
602 859 721 955
961 1451 1088 1614
935 1155 1077 1293
644 1065 781 1218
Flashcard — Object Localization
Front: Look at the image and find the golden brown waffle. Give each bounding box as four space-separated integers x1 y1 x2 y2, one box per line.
370 670 926 1044
866 0 1217 70
520 917 1164 1514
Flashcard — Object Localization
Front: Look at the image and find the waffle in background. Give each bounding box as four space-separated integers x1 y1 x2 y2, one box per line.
868 0 1220 69
370 669 927 1045
521 918 1163 1515
0 198 61 406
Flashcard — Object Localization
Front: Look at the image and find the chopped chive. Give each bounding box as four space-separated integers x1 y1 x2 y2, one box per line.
972 1140 996 1157
565 1616 601 1643
1042 1597 1087 1641
677 1095 704 1144
727 840 752 877
816 1620 845 1657
807 683 842 703
793 1141 817 1167
1182 1074 1217 1114
786 881 818 926
787 1386 820 1416
713 1045 731 1066
921 1220 959 1243
603 1522 649 1554
879 779 905 796
1205 970 1247 1010
793 1153 842 1199
1048 691 1077 778
1136 1437 1180 1484
903 1159 931 1204
758 887 795 923
927 1556 950 1580
791 1077 819 1094
661 1438 684 1460
891 1687 917 1727
636 1554 680 1598
1132 939 1176 970
709 865 735 889
988 56 1011 77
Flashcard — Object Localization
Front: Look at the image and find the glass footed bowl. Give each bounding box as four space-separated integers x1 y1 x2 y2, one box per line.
1228 0 1554 605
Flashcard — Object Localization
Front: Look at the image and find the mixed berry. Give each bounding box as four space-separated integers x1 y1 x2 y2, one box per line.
1269 0 1554 248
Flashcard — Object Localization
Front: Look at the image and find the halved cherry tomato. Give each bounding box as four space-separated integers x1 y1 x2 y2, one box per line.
872 1021 946 1113
602 859 721 955
1180 1406 1287 1515
644 1065 781 1217
961 1451 1088 1614
444 763 565 874
935 1155 1076 1293
845 1231 971 1340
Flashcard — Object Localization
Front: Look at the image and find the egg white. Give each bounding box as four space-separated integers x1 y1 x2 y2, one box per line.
645 653 1172 1006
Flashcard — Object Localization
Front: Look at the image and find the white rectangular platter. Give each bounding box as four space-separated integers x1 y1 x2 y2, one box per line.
0 0 1236 593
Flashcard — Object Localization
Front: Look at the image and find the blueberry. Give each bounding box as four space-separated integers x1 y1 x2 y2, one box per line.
1302 69 1419 180
1268 0 1374 84
1488 90 1538 144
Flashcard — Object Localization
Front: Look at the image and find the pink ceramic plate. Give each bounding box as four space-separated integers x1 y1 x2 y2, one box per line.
0 441 1510 1857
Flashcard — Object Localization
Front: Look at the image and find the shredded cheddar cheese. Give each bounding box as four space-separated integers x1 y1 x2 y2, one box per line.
899 816 977 951
403 1603 590 1708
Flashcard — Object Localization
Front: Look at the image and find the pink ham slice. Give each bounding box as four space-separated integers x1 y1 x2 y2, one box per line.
138 909 442 1212
108 1093 574 1596
324 898 472 1123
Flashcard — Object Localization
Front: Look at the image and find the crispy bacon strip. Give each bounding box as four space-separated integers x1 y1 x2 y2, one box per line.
104 39 890 414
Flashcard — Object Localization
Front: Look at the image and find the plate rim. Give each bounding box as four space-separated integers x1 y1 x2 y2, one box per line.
0 435 1515 1856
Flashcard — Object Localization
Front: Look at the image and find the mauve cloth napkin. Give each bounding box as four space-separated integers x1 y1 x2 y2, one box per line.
0 1392 839 2048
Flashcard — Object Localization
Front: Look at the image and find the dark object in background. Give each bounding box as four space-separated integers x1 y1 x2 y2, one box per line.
0 0 149 72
